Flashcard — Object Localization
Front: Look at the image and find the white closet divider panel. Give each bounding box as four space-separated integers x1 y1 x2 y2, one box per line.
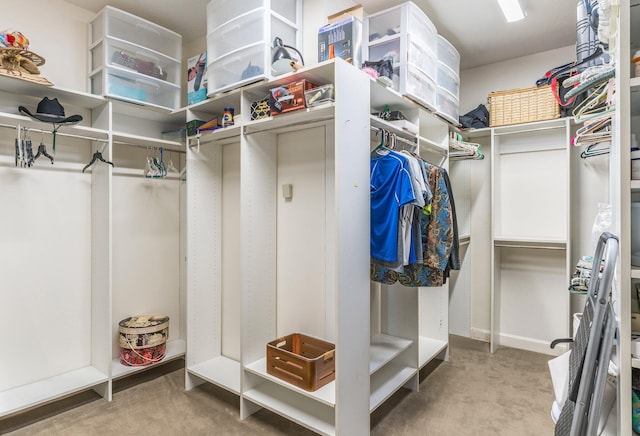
221 142 242 361
276 127 327 338
111 174 182 368
0 170 93 391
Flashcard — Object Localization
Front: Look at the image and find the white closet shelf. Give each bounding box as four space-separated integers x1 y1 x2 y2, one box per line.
244 358 336 407
0 112 109 140
631 180 640 191
243 383 335 436
460 234 471 245
370 334 413 375
112 339 186 380
191 124 242 145
0 366 108 418
187 355 241 394
631 267 640 279
0 76 106 109
370 77 417 111
370 361 416 412
243 104 335 135
370 115 418 142
461 126 492 140
419 337 448 369
493 237 567 250
491 118 568 136
418 135 447 155
110 99 185 124
112 131 184 151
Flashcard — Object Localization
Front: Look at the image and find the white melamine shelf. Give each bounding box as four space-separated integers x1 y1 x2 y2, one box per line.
244 358 335 406
0 75 106 109
633 357 640 369
187 356 241 394
493 237 567 250
631 267 640 279
192 124 242 145
113 131 184 151
370 78 416 111
244 383 335 436
0 112 108 141
492 118 568 136
631 180 640 191
370 115 418 141
461 127 492 140
243 105 335 135
370 362 416 412
112 339 186 380
0 366 108 418
370 334 413 375
110 99 184 124
419 135 448 155
460 234 471 246
419 337 448 369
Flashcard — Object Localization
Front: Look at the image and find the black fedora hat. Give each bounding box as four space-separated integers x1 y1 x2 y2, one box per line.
19 97 82 124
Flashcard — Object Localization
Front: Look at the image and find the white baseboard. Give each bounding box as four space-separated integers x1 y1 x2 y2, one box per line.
469 328 567 356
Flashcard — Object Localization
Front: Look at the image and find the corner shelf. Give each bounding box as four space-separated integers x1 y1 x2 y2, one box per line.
187 356 241 395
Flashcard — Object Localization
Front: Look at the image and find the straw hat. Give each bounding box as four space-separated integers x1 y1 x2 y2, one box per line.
0 30 52 86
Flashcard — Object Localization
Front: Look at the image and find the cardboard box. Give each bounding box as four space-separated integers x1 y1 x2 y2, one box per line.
327 4 363 24
187 52 207 105
269 80 317 115
318 16 362 67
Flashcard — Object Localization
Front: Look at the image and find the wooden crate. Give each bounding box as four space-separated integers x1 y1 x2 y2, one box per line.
266 333 335 391
489 85 560 127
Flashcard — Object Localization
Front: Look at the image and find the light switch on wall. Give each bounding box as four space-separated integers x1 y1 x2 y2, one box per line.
282 183 293 200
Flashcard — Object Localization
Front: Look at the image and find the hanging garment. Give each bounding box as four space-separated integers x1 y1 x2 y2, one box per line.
441 168 460 283
370 150 415 265
371 164 453 287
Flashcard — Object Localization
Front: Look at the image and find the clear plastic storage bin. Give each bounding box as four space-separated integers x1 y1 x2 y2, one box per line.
436 86 459 125
437 35 460 75
206 0 301 95
367 1 438 63
89 6 181 109
207 43 269 94
436 62 459 98
90 68 180 110
207 0 298 31
207 10 297 62
90 6 181 60
400 63 437 111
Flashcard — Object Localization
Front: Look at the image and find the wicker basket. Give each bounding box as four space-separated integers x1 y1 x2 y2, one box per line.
488 85 560 127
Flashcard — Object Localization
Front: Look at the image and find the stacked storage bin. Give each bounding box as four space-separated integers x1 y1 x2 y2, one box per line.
206 0 301 95
365 1 438 111
435 35 460 125
89 6 182 110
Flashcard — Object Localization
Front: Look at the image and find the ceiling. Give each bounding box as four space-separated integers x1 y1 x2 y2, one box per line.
64 0 577 70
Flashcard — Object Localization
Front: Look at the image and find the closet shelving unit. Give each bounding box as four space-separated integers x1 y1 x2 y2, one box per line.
185 58 450 435
615 1 635 433
489 117 572 354
0 73 186 418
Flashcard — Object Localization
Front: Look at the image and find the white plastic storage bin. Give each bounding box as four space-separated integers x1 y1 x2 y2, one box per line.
207 43 270 95
436 86 459 125
397 63 437 111
90 68 181 110
366 1 438 72
206 0 301 95
88 6 181 110
437 35 460 75
436 62 459 98
368 34 436 80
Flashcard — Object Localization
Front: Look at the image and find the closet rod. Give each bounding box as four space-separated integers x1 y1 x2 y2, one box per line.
113 141 186 154
370 126 418 149
0 122 108 143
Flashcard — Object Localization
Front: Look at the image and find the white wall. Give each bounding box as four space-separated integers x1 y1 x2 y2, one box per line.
459 45 575 114
3 0 94 91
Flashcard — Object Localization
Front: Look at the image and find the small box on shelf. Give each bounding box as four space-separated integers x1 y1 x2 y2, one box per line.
318 16 362 67
269 79 317 115
304 84 335 108
187 52 208 105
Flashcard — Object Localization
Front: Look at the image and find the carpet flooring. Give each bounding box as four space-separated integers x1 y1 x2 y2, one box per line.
2 335 555 435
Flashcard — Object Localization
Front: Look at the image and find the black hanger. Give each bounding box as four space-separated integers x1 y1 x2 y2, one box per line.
82 151 114 173
33 141 54 164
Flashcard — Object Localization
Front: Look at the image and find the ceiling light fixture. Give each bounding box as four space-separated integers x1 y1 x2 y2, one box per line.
497 0 525 22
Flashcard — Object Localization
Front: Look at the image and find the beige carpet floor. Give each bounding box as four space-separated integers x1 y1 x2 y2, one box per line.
2 335 555 435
